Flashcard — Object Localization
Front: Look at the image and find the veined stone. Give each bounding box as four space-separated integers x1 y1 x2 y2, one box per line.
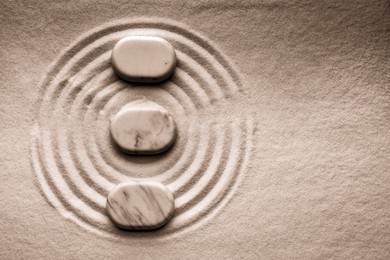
109 99 177 154
106 181 175 230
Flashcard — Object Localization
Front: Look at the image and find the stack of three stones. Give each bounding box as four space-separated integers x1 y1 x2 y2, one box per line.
106 36 177 230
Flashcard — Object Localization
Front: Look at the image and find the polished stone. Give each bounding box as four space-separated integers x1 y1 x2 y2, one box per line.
110 99 177 154
111 36 177 83
106 181 175 230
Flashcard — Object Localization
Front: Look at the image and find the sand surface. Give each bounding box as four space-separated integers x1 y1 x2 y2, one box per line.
1 0 389 259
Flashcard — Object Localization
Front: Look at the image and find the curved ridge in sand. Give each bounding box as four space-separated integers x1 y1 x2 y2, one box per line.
31 17 252 239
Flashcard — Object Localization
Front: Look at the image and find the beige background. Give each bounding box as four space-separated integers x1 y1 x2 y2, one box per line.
1 0 389 259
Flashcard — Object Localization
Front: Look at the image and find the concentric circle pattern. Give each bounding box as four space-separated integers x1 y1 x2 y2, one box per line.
31 18 254 239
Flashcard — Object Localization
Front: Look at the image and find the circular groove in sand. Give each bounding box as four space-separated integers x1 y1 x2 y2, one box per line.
40 26 223 190
31 18 251 239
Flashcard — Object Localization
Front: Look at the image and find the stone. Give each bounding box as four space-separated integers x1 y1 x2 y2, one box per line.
109 99 177 154
111 36 177 83
106 181 175 230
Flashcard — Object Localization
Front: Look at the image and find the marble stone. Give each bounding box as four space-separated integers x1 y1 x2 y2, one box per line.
106 181 175 230
110 99 177 154
111 36 177 83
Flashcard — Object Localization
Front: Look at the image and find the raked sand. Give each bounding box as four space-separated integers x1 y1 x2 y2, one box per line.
1 1 389 259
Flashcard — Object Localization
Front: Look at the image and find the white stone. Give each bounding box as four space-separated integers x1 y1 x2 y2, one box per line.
111 36 177 83
110 99 177 154
106 181 175 230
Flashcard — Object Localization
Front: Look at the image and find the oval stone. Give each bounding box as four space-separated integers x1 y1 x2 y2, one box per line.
106 181 175 230
111 36 177 83
110 99 177 154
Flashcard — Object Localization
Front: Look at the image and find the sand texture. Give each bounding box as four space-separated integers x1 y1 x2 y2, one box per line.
1 0 389 259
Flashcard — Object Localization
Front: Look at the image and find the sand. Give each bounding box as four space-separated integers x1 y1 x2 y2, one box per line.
1 0 389 259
